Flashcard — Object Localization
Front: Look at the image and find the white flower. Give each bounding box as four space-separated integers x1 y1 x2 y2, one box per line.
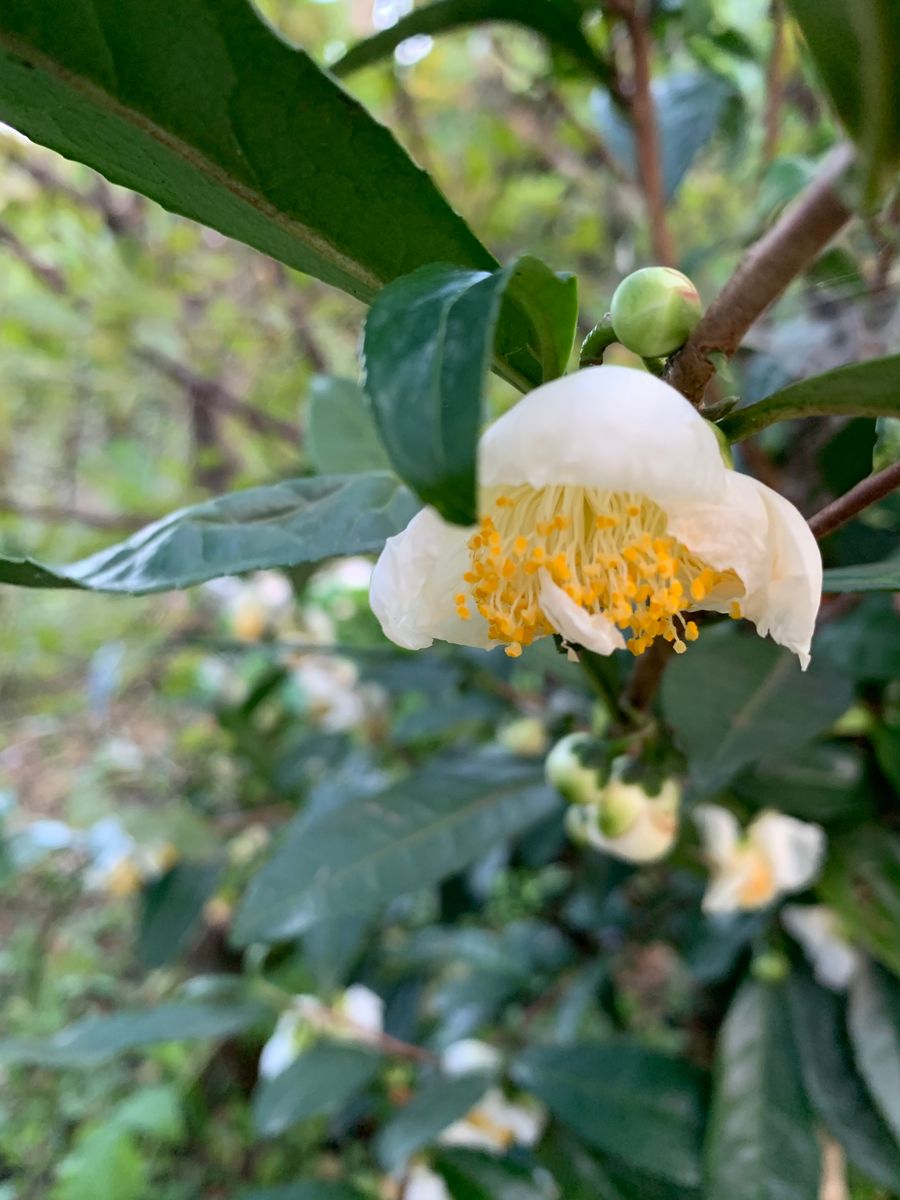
258 985 384 1079
565 776 680 864
294 655 367 732
403 1165 450 1200
258 1003 314 1079
83 817 177 897
782 904 861 991
440 1088 545 1154
337 984 385 1037
694 806 825 913
206 571 293 642
370 366 821 667
440 1038 503 1078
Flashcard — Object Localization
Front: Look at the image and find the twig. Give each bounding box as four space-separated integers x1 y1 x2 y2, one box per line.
619 1 675 265
665 145 856 405
762 0 787 164
622 639 673 714
808 460 900 540
0 220 67 294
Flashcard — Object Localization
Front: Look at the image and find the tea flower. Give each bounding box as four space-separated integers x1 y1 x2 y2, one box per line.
258 984 384 1079
294 655 369 732
565 777 680 864
438 1038 544 1154
370 366 821 666
83 817 178 898
782 904 861 991
694 806 825 913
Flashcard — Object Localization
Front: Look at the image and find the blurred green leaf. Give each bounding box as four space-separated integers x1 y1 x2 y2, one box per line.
661 624 853 797
819 827 900 978
818 596 900 676
432 1147 554 1199
333 0 608 84
52 1126 145 1200
0 0 494 303
308 377 391 476
0 474 418 594
788 968 900 1191
0 998 270 1066
705 980 820 1200
787 0 900 196
109 1085 185 1144
252 1044 381 1138
848 963 900 1145
591 73 735 199
362 258 577 525
732 744 870 824
238 1187 366 1200
718 355 900 442
138 861 223 969
513 1041 705 1187
538 1128 701 1200
822 555 900 594
233 753 559 944
376 1072 489 1169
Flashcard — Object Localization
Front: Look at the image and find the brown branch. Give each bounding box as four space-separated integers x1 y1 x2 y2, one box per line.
0 496 153 531
622 638 673 714
665 145 855 405
808 460 900 540
620 2 675 265
762 0 787 164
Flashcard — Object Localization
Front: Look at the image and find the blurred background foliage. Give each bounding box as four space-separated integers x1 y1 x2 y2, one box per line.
0 0 898 1197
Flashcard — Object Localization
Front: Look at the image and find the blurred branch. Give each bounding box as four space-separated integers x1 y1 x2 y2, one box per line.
808 460 900 540
0 220 67 294
615 0 675 265
762 0 787 164
0 496 152 530
665 145 855 405
8 150 145 235
622 638 673 714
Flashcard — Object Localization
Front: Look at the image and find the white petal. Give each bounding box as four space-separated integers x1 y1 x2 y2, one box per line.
480 365 727 505
340 984 384 1035
782 904 861 991
475 1090 545 1147
441 1039 503 1077
693 804 740 867
539 572 626 654
258 1011 302 1079
668 471 821 668
404 1165 451 1200
701 867 751 914
750 811 825 893
369 507 492 650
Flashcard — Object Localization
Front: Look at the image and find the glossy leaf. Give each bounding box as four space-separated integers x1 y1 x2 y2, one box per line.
0 999 270 1067
787 0 900 195
788 968 900 1192
513 1041 705 1187
253 1043 381 1137
718 354 900 442
233 753 559 944
362 258 577 525
819 827 900 978
705 980 820 1200
333 0 608 84
0 474 418 594
848 963 900 1145
661 624 853 797
0 0 494 303
591 74 735 199
822 555 900 593
376 1072 489 1169
307 377 391 476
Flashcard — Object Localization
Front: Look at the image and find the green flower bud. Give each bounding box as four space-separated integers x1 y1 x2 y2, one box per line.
610 267 702 358
596 778 646 837
751 951 790 984
545 732 608 805
498 717 548 758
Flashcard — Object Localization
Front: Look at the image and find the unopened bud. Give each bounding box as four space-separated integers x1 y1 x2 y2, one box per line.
545 733 610 805
610 267 702 358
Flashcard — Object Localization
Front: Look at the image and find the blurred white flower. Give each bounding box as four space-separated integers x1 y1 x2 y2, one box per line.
259 985 384 1079
294 655 368 732
338 983 385 1037
440 1088 545 1154
83 817 177 898
370 366 821 667
565 777 680 864
782 904 861 991
258 999 318 1079
441 1038 503 1078
497 717 548 758
206 571 293 642
694 806 825 913
403 1164 450 1200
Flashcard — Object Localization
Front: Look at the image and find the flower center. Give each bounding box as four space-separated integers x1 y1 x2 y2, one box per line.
455 485 744 658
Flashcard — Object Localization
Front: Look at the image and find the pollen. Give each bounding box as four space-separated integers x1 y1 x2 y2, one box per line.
455 487 745 659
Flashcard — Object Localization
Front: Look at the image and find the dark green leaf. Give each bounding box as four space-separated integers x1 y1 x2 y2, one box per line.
822 555 900 594
362 258 577 524
661 624 853 797
513 1041 705 1187
233 753 559 945
376 1073 489 1169
432 1147 553 1200
538 1128 700 1200
138 861 224 969
0 474 418 594
818 596 900 676
848 963 900 1145
0 0 493 303
0 999 270 1066
788 968 900 1192
819 827 900 978
705 980 820 1200
786 0 900 196
253 1043 381 1137
731 744 870 824
333 0 608 85
307 378 391 476
239 1185 365 1200
591 73 735 199
719 355 900 443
